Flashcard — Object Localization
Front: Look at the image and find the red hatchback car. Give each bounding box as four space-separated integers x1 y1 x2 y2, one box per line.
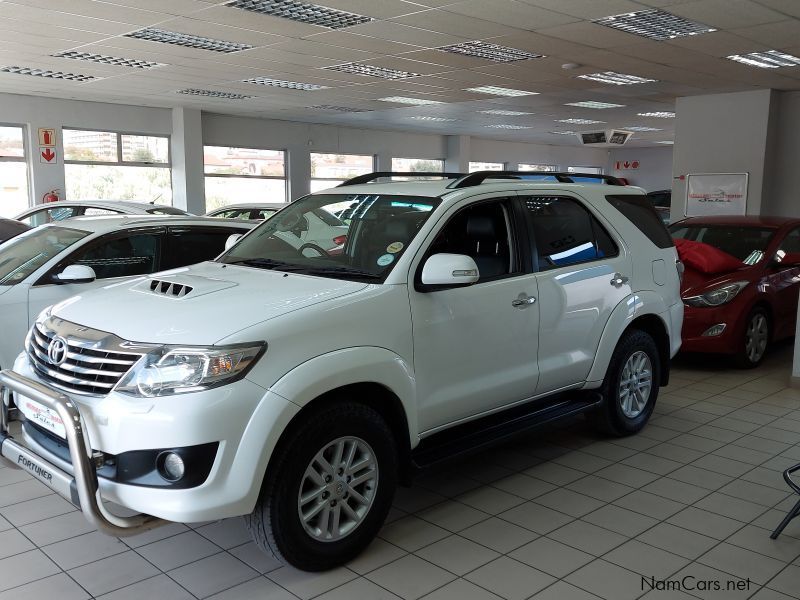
669 216 800 368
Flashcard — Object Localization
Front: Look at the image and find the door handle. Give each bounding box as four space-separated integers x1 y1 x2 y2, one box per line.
512 294 536 308
610 273 629 287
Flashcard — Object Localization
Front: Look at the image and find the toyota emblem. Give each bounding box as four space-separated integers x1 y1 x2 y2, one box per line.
47 337 68 366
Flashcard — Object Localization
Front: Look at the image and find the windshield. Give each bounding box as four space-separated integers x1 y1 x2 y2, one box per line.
669 224 775 265
218 193 440 281
0 225 90 285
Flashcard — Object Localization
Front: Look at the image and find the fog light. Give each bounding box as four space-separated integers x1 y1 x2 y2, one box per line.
702 323 726 337
158 452 185 482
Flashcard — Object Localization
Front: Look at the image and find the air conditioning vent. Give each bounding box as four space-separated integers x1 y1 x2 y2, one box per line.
149 279 193 297
577 129 633 146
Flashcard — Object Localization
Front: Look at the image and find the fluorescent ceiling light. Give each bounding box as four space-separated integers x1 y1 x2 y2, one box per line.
0 65 98 82
637 111 675 118
52 51 165 69
485 124 531 129
565 100 625 109
466 85 538 97
657 140 674 145
578 71 657 85
323 63 419 79
177 88 253 99
727 50 800 69
437 41 544 63
624 126 662 131
594 9 715 40
479 109 533 116
549 130 576 135
226 0 373 29
242 76 327 90
556 118 605 125
308 104 368 112
409 116 457 122
378 96 444 105
125 28 252 53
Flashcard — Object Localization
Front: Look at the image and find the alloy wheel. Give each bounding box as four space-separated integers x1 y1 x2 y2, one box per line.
618 350 653 418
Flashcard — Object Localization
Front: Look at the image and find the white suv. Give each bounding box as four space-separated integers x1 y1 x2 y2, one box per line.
0 172 683 571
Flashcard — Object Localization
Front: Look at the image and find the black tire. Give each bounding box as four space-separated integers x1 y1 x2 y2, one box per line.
591 329 660 436
245 402 397 571
734 308 770 369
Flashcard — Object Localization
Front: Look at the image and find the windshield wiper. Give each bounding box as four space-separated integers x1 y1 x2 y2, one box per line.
226 258 381 280
226 258 299 270
297 266 383 280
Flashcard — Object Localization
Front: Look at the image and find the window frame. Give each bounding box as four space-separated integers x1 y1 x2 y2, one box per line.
517 163 557 172
390 157 445 173
204 145 288 206
469 161 506 172
0 123 31 214
519 194 620 273
567 166 603 175
63 127 171 167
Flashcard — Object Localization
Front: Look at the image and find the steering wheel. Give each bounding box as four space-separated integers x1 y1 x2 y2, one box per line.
297 242 329 257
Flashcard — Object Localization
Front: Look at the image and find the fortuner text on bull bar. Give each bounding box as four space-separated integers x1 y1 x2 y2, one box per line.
0 369 167 536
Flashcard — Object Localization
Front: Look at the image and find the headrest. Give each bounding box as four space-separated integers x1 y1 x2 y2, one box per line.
466 215 497 240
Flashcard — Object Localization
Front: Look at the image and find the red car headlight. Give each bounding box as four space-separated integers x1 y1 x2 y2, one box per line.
683 281 749 307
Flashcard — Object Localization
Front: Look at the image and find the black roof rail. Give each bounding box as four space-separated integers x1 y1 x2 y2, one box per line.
446 171 625 189
338 171 466 187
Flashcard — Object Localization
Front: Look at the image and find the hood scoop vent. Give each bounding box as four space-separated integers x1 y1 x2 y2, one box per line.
149 279 193 297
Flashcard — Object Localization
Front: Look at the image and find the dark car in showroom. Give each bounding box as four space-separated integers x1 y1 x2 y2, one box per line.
0 217 29 243
670 215 800 367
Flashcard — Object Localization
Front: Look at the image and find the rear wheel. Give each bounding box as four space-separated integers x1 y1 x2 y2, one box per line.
592 329 660 436
735 308 770 369
246 402 397 571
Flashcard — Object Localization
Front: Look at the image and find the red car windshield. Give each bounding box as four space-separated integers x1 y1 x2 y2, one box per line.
669 224 775 265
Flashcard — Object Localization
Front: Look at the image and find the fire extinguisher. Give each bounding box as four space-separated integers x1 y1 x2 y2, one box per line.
42 189 60 203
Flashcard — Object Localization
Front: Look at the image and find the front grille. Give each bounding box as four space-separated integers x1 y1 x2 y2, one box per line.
27 323 142 395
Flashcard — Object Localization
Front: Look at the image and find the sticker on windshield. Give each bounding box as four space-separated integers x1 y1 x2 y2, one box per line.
377 254 395 267
386 241 404 254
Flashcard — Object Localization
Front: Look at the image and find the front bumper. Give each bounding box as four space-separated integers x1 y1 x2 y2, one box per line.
680 305 741 354
0 370 167 537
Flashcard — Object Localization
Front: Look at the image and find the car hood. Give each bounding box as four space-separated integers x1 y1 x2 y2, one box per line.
681 265 754 297
51 261 369 345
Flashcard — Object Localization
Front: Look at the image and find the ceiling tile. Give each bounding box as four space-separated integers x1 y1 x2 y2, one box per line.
520 0 646 20
666 30 766 56
303 31 423 54
535 21 650 48
345 20 469 47
442 0 580 30
668 0 787 28
751 0 800 19
153 16 287 46
268 38 379 61
390 9 526 39
731 21 800 49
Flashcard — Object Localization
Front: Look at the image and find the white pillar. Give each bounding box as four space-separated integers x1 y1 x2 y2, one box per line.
171 107 205 214
445 135 470 174
28 124 65 204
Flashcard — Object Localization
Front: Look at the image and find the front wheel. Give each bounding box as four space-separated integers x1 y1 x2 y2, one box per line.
246 402 397 571
735 308 770 369
592 329 660 436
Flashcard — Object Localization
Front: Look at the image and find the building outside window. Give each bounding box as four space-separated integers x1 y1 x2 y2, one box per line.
568 166 603 174
64 129 172 205
469 162 505 172
310 153 373 192
391 157 445 173
0 125 28 218
204 146 286 210
518 163 558 172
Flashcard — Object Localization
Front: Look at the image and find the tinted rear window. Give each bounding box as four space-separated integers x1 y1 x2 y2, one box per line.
606 194 674 249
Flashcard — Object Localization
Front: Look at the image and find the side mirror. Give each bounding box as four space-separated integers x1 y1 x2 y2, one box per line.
421 253 480 287
225 233 243 251
774 251 800 267
55 264 96 284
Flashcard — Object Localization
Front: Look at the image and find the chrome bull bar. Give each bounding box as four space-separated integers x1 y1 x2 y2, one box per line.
0 369 168 537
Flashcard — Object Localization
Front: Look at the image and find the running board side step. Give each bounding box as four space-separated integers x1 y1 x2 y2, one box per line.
411 392 603 470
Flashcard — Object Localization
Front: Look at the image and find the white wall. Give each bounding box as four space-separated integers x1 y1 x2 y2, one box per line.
607 146 673 192
764 91 800 217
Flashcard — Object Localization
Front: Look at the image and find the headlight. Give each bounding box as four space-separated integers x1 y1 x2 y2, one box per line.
116 343 265 398
683 281 748 307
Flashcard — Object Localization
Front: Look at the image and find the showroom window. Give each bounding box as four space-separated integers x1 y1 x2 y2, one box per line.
63 129 172 205
310 152 373 192
469 162 505 172
567 166 603 174
518 163 557 172
204 146 286 210
391 157 445 173
0 125 29 218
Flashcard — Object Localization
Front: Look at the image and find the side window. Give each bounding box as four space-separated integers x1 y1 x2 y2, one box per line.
522 196 618 270
606 194 673 249
427 200 516 281
778 228 800 254
162 227 239 270
83 208 121 216
48 207 79 222
255 209 278 220
67 231 161 279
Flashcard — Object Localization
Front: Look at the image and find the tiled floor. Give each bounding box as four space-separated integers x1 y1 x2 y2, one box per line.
2 345 800 600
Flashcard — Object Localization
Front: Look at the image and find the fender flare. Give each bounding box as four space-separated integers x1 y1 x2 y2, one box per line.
268 346 418 443
585 292 672 384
